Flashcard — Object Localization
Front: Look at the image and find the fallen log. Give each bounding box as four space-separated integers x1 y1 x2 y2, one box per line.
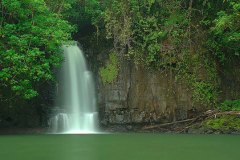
142 118 197 130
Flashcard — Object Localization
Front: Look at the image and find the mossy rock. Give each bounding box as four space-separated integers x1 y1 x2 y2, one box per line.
203 115 240 131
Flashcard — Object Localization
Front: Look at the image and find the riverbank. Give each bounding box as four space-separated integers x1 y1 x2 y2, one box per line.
0 111 239 135
0 128 47 135
102 111 240 135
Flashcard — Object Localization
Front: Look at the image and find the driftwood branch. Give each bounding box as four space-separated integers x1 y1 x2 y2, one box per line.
206 111 240 119
142 118 197 130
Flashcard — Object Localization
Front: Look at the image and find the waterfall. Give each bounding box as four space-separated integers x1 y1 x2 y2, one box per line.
50 43 98 134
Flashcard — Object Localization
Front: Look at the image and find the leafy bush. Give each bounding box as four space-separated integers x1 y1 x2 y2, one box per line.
218 100 240 111
204 115 240 130
207 1 240 63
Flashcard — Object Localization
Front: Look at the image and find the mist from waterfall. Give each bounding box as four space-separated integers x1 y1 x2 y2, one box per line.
51 43 98 134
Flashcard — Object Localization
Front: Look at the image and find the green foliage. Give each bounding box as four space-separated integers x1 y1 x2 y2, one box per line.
177 52 219 107
206 1 240 62
218 100 240 111
98 0 221 107
204 115 240 131
102 0 189 68
103 0 132 52
0 0 73 100
0 0 233 107
94 0 240 108
45 0 73 13
131 0 189 68
192 82 218 106
54 0 102 36
99 52 119 84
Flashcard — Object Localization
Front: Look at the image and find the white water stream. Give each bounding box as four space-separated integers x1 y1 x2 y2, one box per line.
50 44 98 134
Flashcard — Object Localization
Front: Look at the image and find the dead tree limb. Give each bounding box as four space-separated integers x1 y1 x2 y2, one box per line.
142 118 197 130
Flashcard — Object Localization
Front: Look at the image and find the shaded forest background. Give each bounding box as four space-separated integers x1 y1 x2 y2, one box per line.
0 0 239 128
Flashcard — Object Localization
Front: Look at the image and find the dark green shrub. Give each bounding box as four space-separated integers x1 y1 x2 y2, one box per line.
218 100 240 111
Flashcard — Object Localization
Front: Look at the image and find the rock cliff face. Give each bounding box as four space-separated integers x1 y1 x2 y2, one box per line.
85 47 240 126
97 60 195 125
220 63 240 101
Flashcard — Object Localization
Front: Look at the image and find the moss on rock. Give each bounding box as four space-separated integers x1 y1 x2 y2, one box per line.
99 52 119 84
203 115 240 131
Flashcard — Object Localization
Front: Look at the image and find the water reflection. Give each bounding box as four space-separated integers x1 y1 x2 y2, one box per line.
0 134 240 160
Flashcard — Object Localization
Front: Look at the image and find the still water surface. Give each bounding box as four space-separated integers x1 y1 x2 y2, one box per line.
0 134 239 160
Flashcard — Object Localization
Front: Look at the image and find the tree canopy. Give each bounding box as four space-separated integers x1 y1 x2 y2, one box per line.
0 0 73 100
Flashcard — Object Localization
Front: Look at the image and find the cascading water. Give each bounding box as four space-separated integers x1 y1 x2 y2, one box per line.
50 43 98 134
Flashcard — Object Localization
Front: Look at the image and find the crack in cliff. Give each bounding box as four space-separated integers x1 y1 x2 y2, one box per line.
126 61 132 110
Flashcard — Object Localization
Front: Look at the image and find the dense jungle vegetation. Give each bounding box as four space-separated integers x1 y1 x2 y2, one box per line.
0 0 239 127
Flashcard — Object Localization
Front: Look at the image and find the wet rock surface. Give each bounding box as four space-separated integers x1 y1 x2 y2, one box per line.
98 61 194 124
